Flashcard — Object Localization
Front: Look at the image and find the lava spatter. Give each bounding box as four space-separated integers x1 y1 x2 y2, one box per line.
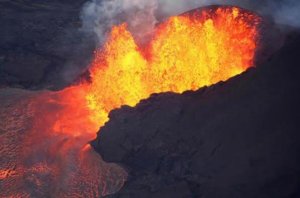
0 6 261 198
84 6 260 134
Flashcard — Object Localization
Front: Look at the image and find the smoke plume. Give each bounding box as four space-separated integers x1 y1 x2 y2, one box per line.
80 0 158 44
81 0 300 45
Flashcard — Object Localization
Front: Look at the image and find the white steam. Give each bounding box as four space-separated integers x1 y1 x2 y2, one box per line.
80 0 158 44
81 0 300 45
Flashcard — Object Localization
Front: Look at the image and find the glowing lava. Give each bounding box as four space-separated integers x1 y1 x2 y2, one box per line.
0 6 261 197
54 6 260 136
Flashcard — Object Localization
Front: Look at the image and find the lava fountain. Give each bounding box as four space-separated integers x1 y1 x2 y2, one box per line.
0 6 261 198
54 6 260 137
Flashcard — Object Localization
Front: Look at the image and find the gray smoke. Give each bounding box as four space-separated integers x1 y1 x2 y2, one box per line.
80 0 158 44
80 0 300 45
158 0 300 28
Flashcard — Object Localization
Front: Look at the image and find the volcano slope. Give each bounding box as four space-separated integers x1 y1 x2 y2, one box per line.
92 32 300 198
0 0 93 89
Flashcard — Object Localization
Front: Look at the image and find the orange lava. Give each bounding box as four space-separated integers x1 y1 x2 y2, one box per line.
54 7 260 136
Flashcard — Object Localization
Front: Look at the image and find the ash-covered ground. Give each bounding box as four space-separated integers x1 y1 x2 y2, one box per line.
93 32 300 198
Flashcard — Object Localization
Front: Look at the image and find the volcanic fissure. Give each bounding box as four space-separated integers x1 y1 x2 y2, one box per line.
53 6 260 137
1 5 278 198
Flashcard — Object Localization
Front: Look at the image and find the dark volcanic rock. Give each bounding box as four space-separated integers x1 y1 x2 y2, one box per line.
92 32 300 198
0 0 94 89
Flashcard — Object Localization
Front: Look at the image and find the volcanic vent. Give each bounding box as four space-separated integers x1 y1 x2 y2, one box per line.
53 6 261 137
0 5 273 198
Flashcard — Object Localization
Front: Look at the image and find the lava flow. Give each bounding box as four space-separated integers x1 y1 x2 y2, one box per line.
0 6 261 198
54 6 260 137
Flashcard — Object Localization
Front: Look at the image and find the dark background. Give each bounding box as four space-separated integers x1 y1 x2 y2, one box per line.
0 0 94 90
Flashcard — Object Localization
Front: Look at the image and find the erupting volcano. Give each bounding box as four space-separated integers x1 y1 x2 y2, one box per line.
2 1 300 197
53 6 260 137
0 5 262 198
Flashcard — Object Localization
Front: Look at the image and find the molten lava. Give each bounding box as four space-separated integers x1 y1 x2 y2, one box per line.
54 6 260 136
0 6 261 197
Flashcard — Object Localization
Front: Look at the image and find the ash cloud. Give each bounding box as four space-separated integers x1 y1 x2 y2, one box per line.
81 0 300 45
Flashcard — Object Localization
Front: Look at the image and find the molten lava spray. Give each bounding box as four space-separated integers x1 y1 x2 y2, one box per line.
0 6 261 197
54 6 260 136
